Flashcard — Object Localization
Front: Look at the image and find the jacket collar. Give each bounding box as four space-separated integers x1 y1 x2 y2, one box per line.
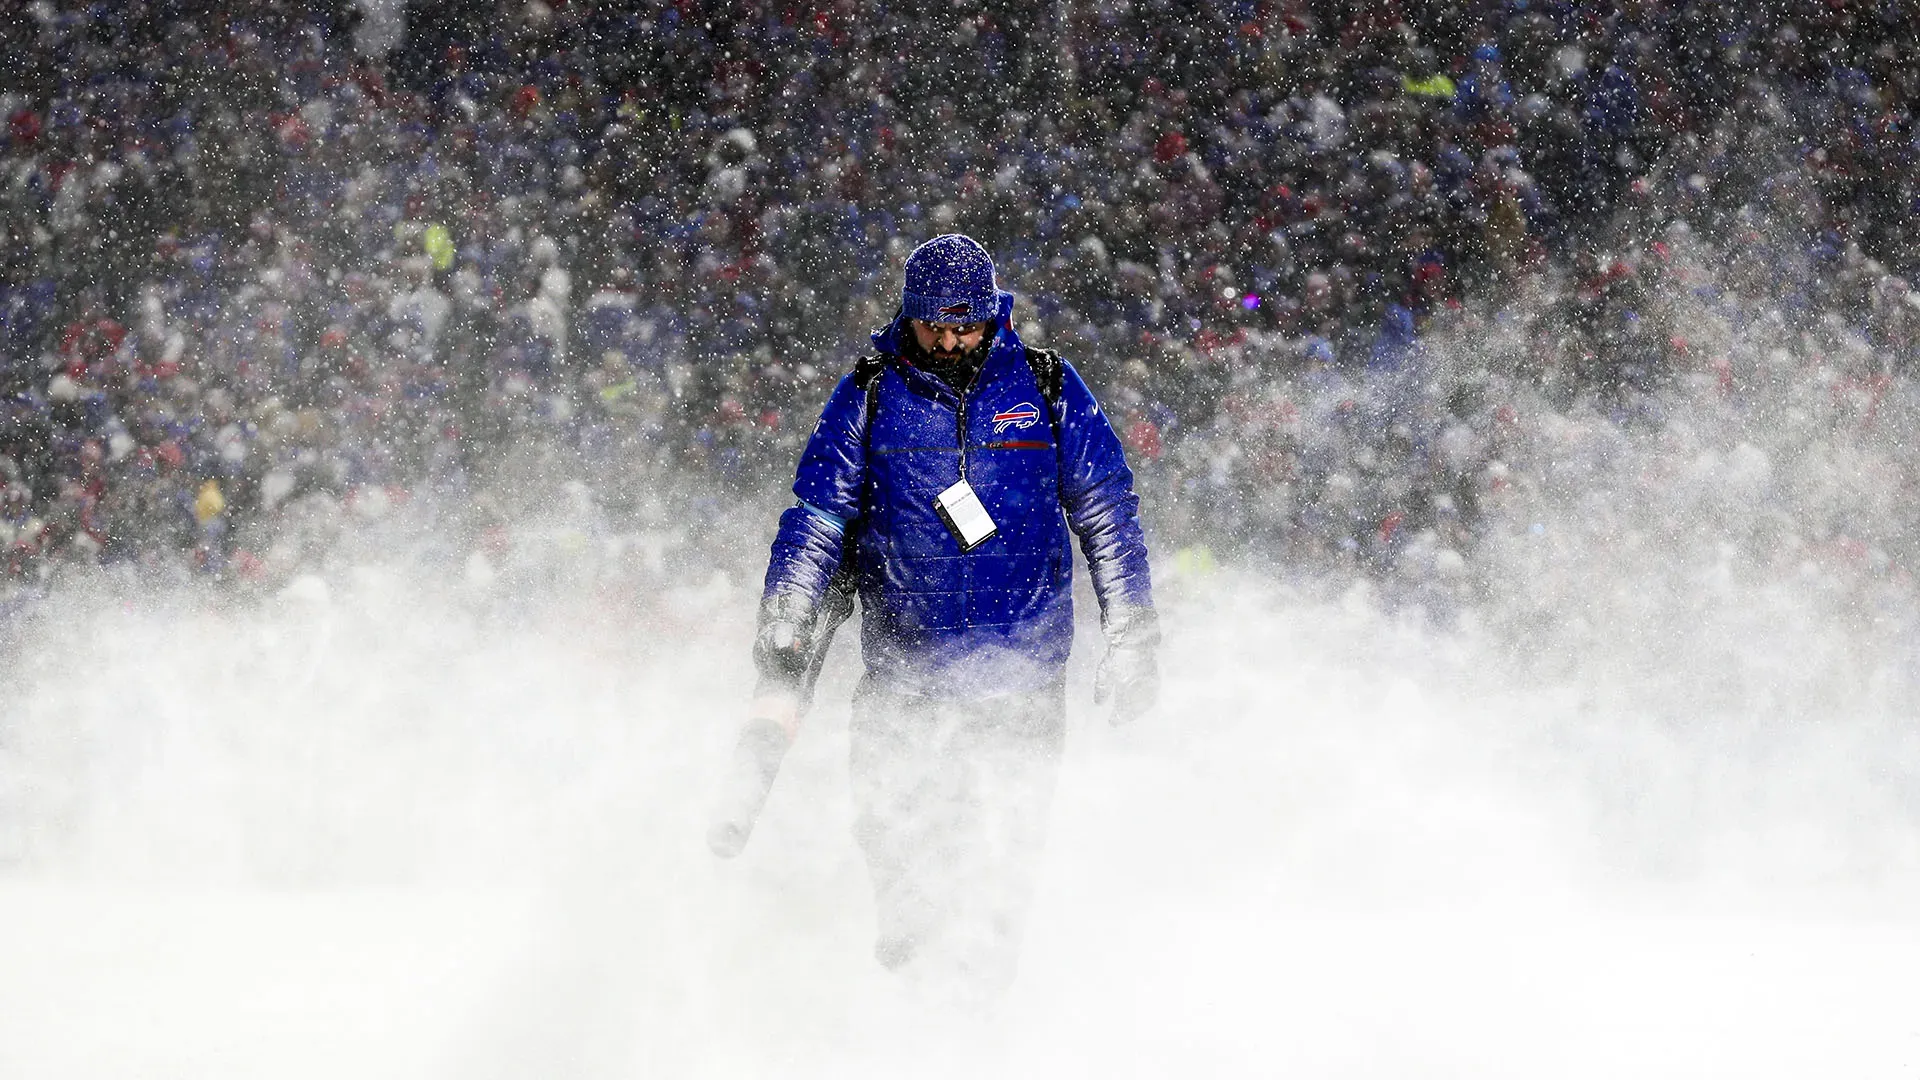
871 290 1024 406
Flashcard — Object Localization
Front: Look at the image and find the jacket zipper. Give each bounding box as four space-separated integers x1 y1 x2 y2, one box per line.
956 363 981 480
955 367 981 629
957 397 968 480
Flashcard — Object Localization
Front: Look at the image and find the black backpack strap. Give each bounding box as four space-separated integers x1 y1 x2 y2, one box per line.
1023 345 1065 410
1022 345 1066 451
833 354 889 579
854 353 887 438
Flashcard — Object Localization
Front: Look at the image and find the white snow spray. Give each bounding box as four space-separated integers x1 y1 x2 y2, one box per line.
4 240 1920 1078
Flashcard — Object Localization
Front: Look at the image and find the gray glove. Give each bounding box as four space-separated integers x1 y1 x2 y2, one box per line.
1094 604 1161 725
752 591 818 693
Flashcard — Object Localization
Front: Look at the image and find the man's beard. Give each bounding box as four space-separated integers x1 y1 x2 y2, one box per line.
903 327 994 392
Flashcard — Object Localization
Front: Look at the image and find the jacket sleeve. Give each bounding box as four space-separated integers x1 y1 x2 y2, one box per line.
1054 358 1154 619
762 371 868 605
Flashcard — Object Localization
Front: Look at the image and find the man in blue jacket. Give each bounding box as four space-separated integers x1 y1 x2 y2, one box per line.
754 233 1158 996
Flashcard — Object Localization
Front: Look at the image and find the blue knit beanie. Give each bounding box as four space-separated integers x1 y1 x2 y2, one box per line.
902 234 998 324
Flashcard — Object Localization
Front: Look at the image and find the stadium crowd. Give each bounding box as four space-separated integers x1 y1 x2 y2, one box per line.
3 0 1919 612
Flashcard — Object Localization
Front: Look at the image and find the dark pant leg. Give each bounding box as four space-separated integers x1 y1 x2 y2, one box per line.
848 675 1066 996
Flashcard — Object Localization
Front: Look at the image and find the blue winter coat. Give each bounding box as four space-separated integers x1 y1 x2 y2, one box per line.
762 292 1152 696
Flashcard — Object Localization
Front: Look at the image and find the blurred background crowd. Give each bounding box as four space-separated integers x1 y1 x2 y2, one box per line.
3 0 1919 618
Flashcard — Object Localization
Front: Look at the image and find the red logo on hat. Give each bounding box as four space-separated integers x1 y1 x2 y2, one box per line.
938 302 973 317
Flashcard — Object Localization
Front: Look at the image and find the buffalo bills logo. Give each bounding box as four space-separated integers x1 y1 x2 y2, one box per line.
937 302 973 318
992 403 1041 434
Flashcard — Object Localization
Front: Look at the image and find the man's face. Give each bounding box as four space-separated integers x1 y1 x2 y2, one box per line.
909 318 992 361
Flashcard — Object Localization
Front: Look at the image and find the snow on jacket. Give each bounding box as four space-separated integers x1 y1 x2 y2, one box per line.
762 291 1153 696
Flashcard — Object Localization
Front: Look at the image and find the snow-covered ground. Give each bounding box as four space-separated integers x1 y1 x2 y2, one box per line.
3 548 1917 1077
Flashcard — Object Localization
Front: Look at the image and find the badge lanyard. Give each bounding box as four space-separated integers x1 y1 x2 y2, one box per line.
935 379 998 551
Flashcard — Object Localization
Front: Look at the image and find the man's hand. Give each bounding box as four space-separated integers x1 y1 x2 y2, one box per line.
1094 604 1161 725
752 592 817 692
